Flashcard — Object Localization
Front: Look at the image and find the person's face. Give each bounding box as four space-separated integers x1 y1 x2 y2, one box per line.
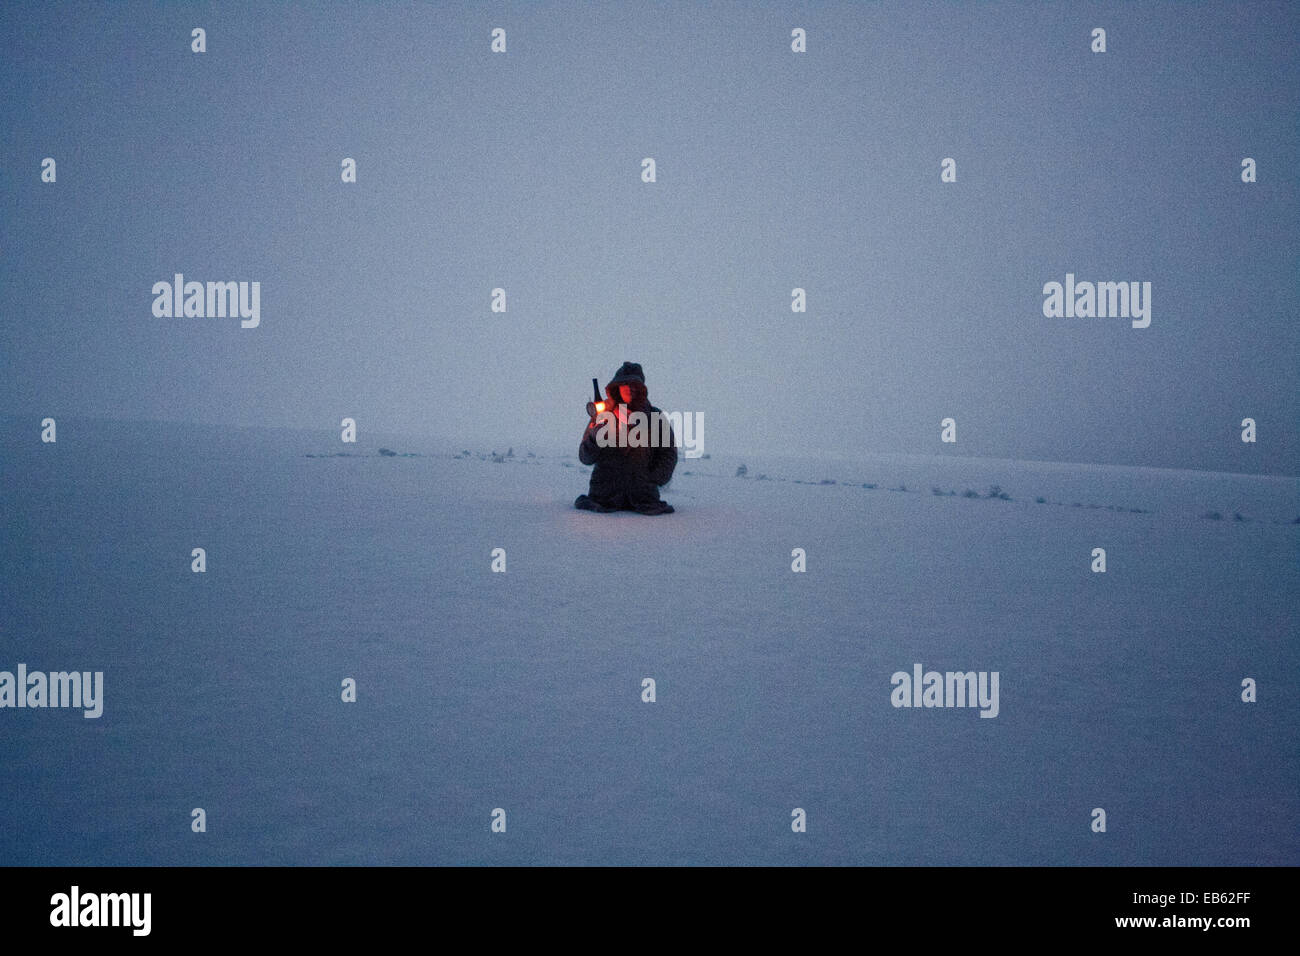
618 384 633 403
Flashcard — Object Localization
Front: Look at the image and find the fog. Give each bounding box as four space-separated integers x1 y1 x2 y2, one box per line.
2 0 1295 474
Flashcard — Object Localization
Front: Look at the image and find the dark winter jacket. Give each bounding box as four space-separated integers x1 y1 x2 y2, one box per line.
579 362 677 505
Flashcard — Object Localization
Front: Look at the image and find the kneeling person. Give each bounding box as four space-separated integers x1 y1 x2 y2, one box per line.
574 362 677 515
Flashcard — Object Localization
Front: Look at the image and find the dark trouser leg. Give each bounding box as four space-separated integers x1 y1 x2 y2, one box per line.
575 494 618 512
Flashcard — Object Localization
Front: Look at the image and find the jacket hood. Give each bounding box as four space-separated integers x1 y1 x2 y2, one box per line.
605 362 648 406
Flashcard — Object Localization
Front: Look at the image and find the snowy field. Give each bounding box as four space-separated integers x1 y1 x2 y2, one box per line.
1 415 1296 865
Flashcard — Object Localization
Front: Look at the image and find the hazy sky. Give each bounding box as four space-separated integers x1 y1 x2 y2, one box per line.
2 1 1296 474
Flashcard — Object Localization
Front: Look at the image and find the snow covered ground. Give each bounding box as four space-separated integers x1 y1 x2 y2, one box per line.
2 416 1296 865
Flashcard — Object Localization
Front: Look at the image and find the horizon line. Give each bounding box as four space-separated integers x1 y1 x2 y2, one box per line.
5 411 1296 483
